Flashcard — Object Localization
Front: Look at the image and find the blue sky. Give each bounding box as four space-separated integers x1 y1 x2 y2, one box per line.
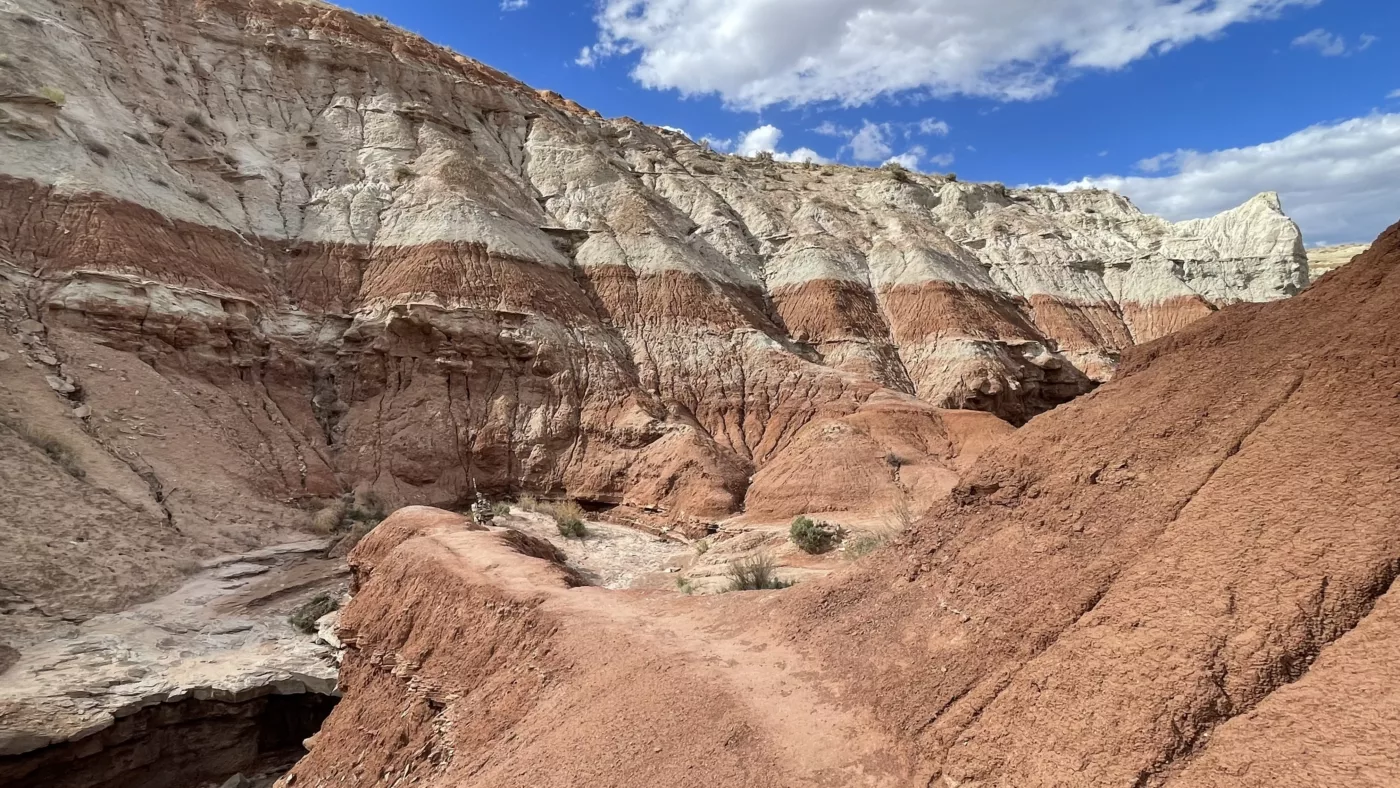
335 0 1399 245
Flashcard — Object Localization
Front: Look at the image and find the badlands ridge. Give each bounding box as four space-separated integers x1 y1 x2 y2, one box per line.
0 0 1392 786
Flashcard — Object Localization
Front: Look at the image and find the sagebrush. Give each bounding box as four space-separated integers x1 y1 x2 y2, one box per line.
726 553 792 591
789 516 840 554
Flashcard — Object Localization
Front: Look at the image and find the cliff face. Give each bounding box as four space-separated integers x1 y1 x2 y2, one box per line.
0 0 1307 526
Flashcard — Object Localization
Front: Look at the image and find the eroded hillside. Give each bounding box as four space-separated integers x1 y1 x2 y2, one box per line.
0 0 1306 526
287 222 1400 788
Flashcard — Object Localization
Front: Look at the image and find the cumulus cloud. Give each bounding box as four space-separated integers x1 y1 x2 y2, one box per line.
1291 28 1376 56
710 125 831 163
584 0 1319 108
850 121 894 161
1046 113 1400 246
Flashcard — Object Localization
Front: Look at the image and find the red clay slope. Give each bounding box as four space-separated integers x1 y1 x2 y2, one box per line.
286 221 1400 787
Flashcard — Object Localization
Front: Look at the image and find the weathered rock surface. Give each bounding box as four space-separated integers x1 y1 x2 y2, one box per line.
0 540 341 786
0 0 1306 542
288 220 1400 787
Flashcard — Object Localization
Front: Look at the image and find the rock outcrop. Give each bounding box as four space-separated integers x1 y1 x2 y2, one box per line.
287 221 1400 787
0 0 1307 540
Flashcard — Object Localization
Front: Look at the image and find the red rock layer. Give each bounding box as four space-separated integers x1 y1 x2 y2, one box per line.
880 279 1045 344
743 392 1012 520
1121 293 1218 344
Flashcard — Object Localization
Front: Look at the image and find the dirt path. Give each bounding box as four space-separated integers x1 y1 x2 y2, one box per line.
588 591 921 785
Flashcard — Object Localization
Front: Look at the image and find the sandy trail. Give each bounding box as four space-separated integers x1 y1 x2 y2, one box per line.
427 517 918 786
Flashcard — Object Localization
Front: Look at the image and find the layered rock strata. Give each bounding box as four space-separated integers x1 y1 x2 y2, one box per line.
0 0 1307 529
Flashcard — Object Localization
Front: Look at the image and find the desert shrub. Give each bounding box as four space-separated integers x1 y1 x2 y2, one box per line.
491 501 511 517
347 490 386 525
693 539 711 556
187 189 210 204
844 535 884 559
516 493 539 512
310 501 346 535
183 111 206 129
550 500 587 539
675 577 695 595
883 451 907 469
789 516 840 554
82 138 111 157
288 593 339 634
726 553 792 591
888 500 917 531
881 161 911 182
2 418 84 479
38 86 64 107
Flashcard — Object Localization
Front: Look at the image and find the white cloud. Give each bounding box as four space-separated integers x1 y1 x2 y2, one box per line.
576 46 596 67
500 0 528 10
584 0 1319 109
726 124 831 163
1291 28 1377 56
1291 28 1347 56
812 121 851 137
849 121 894 161
918 118 951 137
1046 113 1400 246
927 152 955 168
1390 89 1400 100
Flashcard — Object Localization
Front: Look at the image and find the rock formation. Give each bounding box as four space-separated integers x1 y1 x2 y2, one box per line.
286 220 1400 787
0 0 1306 538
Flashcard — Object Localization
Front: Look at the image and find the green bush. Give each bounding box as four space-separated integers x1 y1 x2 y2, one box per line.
726 554 792 591
550 500 588 539
491 501 511 517
789 516 839 554
289 593 338 634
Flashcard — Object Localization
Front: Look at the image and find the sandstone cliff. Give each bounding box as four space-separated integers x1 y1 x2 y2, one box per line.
0 0 1304 560
286 220 1400 788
